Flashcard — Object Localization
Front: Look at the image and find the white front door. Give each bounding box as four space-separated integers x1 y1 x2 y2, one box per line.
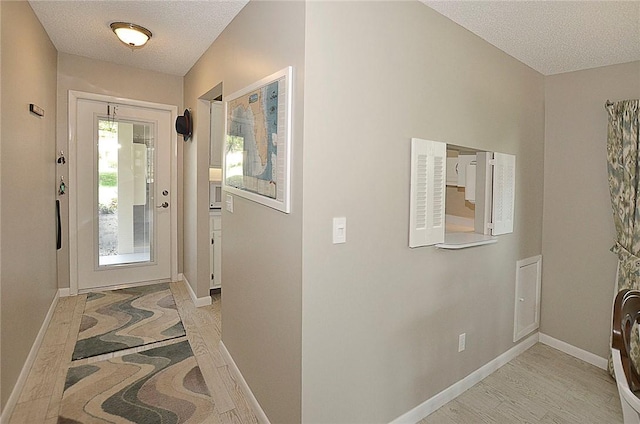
73 96 174 291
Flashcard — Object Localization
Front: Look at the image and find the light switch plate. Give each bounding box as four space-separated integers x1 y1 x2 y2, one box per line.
333 217 347 244
458 333 466 352
225 194 234 213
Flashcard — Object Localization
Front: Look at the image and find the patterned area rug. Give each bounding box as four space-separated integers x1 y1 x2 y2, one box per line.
58 340 214 423
72 283 186 360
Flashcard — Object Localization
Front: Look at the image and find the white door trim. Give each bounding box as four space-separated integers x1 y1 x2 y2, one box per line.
68 90 178 295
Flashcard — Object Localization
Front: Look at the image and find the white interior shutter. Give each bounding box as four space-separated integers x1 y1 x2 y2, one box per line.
409 138 446 247
491 152 516 235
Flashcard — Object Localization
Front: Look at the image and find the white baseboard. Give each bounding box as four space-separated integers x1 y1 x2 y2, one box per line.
58 287 71 297
182 274 211 307
0 291 60 424
219 341 271 424
539 333 608 370
390 333 539 423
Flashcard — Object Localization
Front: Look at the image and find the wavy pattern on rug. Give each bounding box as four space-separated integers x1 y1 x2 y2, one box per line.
59 340 214 424
72 283 186 360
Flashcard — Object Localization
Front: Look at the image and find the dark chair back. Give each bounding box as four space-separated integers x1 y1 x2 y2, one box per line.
613 289 640 391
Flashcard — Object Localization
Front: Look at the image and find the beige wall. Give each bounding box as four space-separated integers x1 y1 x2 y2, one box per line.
541 61 640 358
56 53 183 287
302 2 544 422
0 0 58 410
183 2 305 423
1 1 631 421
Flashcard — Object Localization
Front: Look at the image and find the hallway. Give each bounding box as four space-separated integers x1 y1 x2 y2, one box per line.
8 282 257 424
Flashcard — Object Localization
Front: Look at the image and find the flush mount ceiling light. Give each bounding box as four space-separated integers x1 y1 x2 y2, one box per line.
110 22 152 48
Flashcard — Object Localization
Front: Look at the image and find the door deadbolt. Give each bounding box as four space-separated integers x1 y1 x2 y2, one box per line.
162 190 169 196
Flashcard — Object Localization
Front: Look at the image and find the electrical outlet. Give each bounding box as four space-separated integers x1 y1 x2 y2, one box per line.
458 333 466 352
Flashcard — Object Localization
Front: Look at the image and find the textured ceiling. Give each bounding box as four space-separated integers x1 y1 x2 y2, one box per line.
28 1 640 78
422 1 640 75
29 0 249 76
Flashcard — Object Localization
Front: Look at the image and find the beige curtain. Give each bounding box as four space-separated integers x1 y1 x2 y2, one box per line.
607 99 640 376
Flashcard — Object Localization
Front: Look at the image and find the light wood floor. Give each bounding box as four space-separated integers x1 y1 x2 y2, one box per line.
420 343 623 424
8 281 257 424
7 281 625 424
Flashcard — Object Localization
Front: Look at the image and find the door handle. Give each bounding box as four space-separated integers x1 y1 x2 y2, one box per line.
157 202 169 209
56 200 62 250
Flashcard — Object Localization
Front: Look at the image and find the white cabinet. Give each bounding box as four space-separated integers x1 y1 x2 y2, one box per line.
210 212 222 289
210 101 224 168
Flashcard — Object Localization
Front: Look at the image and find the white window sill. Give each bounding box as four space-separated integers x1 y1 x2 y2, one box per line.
436 232 497 250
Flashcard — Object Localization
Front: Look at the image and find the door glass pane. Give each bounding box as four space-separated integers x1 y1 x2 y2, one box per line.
98 118 154 266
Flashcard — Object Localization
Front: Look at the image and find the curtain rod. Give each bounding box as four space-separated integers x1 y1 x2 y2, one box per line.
605 100 614 108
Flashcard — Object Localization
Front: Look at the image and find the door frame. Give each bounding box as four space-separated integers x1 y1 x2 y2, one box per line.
68 90 179 295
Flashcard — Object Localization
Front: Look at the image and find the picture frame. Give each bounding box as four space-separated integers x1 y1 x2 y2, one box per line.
223 66 293 213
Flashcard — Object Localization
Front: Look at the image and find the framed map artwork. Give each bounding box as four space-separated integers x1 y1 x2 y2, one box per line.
223 66 293 213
